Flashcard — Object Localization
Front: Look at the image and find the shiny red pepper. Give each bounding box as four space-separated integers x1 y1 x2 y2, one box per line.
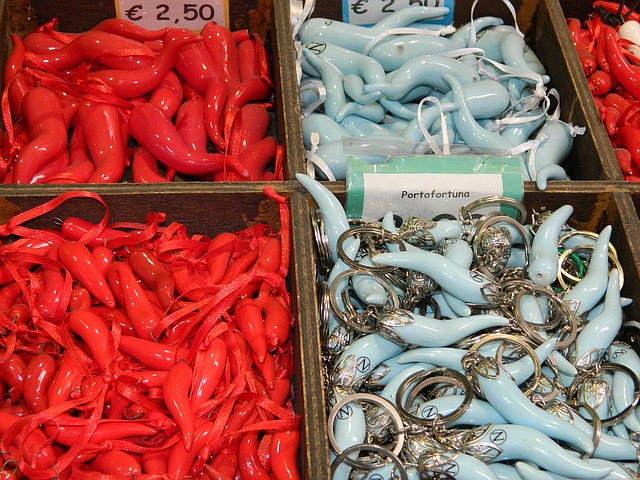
68 309 115 372
78 100 127 184
0 413 56 470
604 25 640 99
69 284 92 310
205 232 237 284
23 349 56 413
235 298 267 363
90 450 142 476
86 29 199 98
141 450 170 474
172 37 221 96
128 102 249 177
237 34 270 83
269 429 301 480
201 22 241 88
131 147 171 184
119 336 184 370
164 361 195 452
47 126 96 184
127 245 175 310
107 262 162 339
92 18 170 41
616 124 640 170
227 103 271 157
47 350 84 407
204 81 228 153
3 34 25 87
219 246 259 285
204 448 239 480
175 98 208 154
44 419 157 446
238 431 272 479
58 241 116 308
167 419 215 478
24 30 155 71
62 217 125 247
191 336 227 410
149 69 184 119
0 354 26 403
589 69 618 95
263 293 292 351
11 87 68 184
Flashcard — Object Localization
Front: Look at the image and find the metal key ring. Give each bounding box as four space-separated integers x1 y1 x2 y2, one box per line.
557 244 624 290
564 400 603 458
458 195 528 226
512 284 578 350
567 363 640 426
558 229 619 261
327 393 405 468
469 333 542 398
396 368 474 428
311 207 334 278
336 225 405 273
330 443 408 479
328 268 401 334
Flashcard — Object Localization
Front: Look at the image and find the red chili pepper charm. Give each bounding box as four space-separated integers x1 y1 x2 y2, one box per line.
164 361 195 452
58 241 116 308
269 429 301 480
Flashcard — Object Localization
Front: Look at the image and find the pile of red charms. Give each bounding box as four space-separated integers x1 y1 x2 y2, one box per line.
567 1 640 181
1 18 282 184
0 189 300 479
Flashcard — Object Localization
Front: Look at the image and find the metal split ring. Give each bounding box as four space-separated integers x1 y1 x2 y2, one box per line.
557 244 624 291
327 393 405 469
567 363 640 426
395 368 474 429
336 225 405 273
512 284 578 350
458 195 528 226
328 268 401 334
330 443 408 479
469 333 543 398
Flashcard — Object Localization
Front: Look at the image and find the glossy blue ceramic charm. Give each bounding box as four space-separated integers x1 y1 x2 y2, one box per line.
466 355 595 454
562 225 614 317
373 250 499 305
461 424 613 478
528 205 573 286
296 173 350 264
377 307 510 347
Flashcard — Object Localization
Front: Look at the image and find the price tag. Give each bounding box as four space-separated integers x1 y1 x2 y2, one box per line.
343 0 454 27
115 0 228 32
346 155 524 223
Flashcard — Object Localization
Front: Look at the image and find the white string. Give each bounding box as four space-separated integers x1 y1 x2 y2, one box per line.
305 132 337 181
299 79 327 117
468 0 523 47
416 96 451 155
292 0 316 85
525 133 549 180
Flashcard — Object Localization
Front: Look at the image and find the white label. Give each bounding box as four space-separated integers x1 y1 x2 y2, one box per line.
345 0 448 26
361 172 504 222
115 0 227 31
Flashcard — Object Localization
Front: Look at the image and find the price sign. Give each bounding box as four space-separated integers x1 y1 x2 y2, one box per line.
115 0 228 32
343 0 454 27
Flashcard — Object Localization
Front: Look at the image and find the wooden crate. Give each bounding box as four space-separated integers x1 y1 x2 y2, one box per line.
299 182 640 479
282 0 622 184
0 0 305 180
0 183 329 479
